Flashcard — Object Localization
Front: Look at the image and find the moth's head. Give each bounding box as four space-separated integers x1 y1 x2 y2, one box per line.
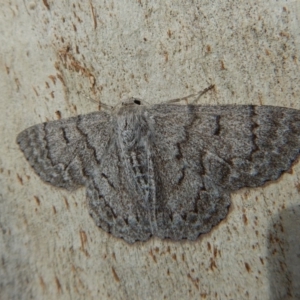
114 97 147 115
121 98 142 106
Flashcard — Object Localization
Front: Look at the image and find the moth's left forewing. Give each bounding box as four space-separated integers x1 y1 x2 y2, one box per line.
17 111 112 190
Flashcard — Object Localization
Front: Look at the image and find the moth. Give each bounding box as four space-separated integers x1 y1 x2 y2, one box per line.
17 99 300 243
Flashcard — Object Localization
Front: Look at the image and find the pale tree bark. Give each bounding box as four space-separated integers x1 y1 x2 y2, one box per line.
1 1 300 299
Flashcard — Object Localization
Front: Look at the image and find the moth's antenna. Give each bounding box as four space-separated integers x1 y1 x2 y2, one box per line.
98 102 114 110
166 84 215 104
82 92 114 111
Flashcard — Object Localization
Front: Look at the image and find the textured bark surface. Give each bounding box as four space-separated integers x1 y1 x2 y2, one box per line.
1 1 300 299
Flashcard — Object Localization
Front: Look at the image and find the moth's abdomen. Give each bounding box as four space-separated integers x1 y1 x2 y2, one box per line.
130 150 151 193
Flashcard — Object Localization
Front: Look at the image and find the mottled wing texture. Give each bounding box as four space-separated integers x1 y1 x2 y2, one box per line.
147 105 300 240
17 111 111 190
17 110 153 243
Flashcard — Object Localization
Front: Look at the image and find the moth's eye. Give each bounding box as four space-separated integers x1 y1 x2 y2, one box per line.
134 99 141 105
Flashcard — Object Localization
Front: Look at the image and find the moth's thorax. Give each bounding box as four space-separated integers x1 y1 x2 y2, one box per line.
116 103 148 149
115 100 154 212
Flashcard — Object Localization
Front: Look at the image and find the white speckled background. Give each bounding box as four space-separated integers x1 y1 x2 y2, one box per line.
1 1 300 299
